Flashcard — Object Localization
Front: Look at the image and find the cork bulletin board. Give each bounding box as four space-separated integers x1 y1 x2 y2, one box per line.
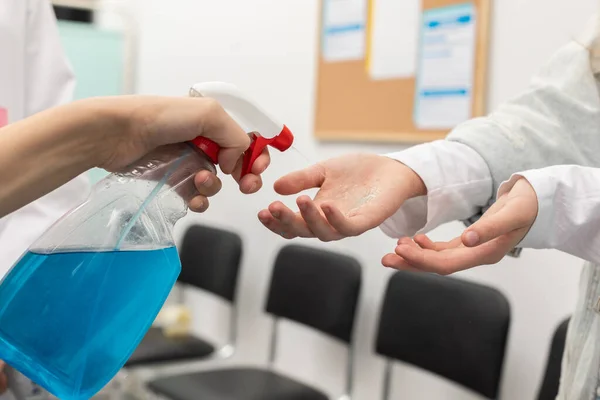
314 0 491 143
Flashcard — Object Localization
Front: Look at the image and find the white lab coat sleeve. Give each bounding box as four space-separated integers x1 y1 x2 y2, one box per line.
379 140 493 238
0 0 91 273
498 165 600 264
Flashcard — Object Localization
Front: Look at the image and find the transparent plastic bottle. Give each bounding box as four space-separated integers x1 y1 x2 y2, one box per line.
0 82 293 400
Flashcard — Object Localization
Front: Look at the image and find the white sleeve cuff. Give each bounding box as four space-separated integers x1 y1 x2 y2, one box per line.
497 170 557 249
379 196 428 238
380 140 492 238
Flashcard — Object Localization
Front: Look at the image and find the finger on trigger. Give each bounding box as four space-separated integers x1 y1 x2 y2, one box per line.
252 148 270 174
239 175 261 194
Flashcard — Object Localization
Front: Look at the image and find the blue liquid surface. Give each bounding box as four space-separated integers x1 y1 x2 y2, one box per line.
0 248 181 400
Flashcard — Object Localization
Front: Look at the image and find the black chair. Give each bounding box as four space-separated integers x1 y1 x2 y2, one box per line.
125 224 242 367
375 271 510 399
537 317 570 400
148 244 362 400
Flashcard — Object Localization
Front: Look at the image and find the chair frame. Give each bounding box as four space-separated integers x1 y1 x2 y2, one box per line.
178 282 238 360
268 316 356 400
381 360 393 400
144 243 360 400
124 283 239 381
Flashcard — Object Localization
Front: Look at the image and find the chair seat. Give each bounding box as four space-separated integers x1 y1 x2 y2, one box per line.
125 327 215 367
148 368 329 400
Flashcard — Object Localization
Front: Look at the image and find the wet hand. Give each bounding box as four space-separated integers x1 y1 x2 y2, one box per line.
258 154 426 241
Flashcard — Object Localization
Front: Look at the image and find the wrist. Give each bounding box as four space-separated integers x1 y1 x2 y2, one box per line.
403 163 427 198
386 158 427 199
73 97 133 167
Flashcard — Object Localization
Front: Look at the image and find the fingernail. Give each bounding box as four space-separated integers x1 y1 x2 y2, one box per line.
464 231 480 246
249 183 258 192
202 175 213 187
272 211 280 219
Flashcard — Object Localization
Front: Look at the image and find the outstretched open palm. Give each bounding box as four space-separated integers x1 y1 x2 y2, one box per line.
258 154 426 241
383 177 538 274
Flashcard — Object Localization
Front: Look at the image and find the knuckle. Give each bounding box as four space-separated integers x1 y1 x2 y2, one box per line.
318 229 339 242
202 98 225 114
338 226 359 237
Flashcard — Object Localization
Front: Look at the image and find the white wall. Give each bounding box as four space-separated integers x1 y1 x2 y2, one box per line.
129 0 597 399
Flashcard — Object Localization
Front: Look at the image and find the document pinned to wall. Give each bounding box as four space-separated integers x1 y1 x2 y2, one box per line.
321 0 368 62
368 0 421 80
414 4 477 129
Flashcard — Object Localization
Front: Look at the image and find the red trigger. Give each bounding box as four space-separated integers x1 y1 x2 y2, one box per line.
240 126 294 178
241 134 269 177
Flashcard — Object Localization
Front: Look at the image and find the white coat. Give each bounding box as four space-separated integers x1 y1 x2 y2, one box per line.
381 15 600 400
0 0 90 282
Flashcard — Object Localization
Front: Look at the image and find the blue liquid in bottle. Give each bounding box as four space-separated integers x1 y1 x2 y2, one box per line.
0 247 181 400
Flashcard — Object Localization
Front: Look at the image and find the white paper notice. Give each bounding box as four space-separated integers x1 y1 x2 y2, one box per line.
368 0 421 79
322 0 368 62
414 4 477 129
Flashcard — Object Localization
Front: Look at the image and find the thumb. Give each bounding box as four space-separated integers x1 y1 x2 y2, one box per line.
462 199 533 247
274 164 325 195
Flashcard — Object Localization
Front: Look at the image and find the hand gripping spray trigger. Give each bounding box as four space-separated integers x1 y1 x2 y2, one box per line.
189 82 294 176
0 82 294 400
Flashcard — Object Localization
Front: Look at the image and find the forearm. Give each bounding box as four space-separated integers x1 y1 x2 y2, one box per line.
449 41 600 197
381 36 600 239
0 99 122 217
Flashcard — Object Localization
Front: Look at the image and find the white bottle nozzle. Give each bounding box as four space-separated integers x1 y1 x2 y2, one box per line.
190 82 284 139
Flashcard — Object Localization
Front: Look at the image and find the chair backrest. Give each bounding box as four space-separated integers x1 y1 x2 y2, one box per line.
265 244 362 344
537 317 570 400
177 224 242 303
375 271 510 399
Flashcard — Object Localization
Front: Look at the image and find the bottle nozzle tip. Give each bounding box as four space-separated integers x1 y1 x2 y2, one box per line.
272 125 294 152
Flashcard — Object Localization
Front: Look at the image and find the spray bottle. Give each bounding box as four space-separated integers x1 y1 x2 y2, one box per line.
0 83 293 400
